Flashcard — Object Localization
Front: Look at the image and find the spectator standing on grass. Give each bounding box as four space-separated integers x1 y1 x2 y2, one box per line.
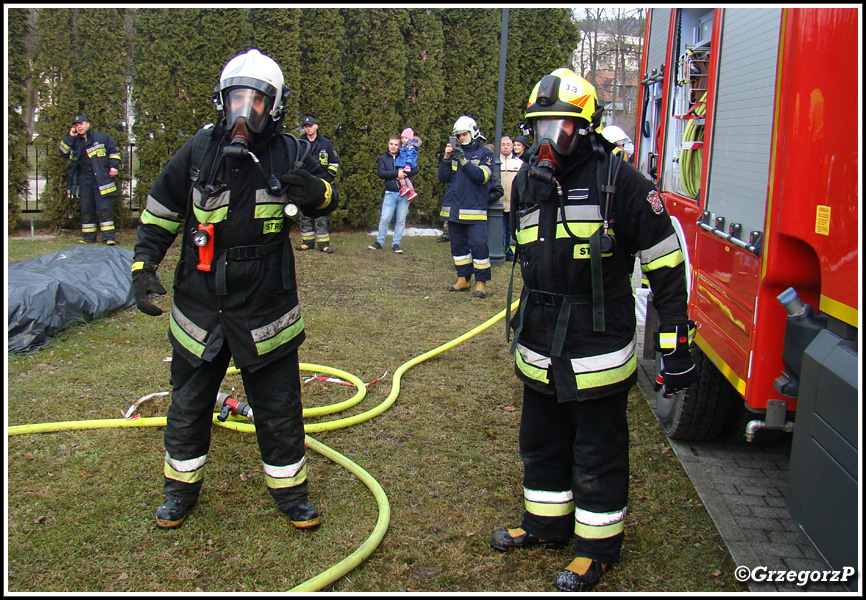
296 115 339 253
130 49 337 533
369 134 419 254
395 127 421 201
438 115 495 298
498 135 522 261
492 68 697 592
59 114 121 245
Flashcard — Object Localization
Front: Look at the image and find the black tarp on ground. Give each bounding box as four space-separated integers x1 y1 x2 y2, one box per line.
8 245 136 354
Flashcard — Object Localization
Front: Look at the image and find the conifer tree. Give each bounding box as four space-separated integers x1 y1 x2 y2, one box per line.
131 8 252 207
399 8 446 222
249 8 302 125
33 8 81 229
338 8 408 227
509 8 580 142
70 8 131 226
7 8 31 232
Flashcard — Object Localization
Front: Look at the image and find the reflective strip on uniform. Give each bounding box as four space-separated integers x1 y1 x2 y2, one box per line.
59 140 72 154
572 340 637 390
145 194 184 222
566 188 590 202
109 152 121 162
169 304 209 358
459 209 487 221
640 233 684 272
555 221 603 239
251 306 304 356
524 487 575 518
263 456 307 489
192 187 231 224
254 189 287 220
82 223 98 233
574 506 627 540
515 344 551 384
440 206 451 219
164 452 207 484
474 257 490 270
316 180 334 210
99 220 115 231
516 226 538 245
560 204 599 220
520 210 540 229
99 181 117 195
86 142 106 158
327 163 339 178
140 210 183 234
479 164 491 184
658 331 678 350
452 252 473 266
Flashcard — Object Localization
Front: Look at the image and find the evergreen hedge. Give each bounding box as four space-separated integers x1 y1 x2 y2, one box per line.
8 7 578 231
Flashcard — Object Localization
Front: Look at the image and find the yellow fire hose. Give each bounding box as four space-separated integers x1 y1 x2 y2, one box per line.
7 300 520 592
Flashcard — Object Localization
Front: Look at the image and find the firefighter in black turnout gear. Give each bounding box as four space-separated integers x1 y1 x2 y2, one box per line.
491 68 697 591
132 49 337 531
59 114 122 244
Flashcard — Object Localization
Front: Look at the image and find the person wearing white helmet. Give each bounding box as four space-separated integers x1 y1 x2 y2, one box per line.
601 125 633 161
438 115 496 298
491 68 695 592
132 48 338 533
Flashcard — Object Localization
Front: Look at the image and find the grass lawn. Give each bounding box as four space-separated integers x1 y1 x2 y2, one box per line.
6 227 746 593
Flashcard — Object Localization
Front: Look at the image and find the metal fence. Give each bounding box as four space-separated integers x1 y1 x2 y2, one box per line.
23 144 140 213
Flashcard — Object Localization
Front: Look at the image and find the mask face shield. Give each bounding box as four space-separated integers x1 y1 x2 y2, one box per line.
535 117 581 156
224 87 272 134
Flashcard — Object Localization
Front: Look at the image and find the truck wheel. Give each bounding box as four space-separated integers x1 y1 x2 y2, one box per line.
653 345 735 441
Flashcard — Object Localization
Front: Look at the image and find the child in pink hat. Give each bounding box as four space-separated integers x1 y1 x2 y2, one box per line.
396 127 422 201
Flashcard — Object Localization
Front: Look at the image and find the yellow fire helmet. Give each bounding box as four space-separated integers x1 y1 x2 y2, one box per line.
525 68 602 131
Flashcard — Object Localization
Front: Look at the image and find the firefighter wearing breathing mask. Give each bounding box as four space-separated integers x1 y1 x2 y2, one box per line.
492 68 697 592
131 49 337 532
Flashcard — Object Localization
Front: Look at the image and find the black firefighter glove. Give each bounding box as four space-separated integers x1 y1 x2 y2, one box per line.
131 262 167 316
655 320 698 397
281 169 327 209
450 144 465 163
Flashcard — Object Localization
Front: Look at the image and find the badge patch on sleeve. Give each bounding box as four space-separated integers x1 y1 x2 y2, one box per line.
647 190 665 215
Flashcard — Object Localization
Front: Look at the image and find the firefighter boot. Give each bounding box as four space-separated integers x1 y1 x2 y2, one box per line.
155 498 193 530
283 500 321 531
296 240 314 251
473 280 487 298
318 242 334 254
490 527 568 552
446 276 470 292
555 557 614 592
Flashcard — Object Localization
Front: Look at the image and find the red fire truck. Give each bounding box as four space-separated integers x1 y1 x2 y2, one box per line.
634 7 859 579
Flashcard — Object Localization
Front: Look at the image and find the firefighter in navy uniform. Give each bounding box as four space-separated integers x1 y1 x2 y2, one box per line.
59 114 122 244
131 49 338 531
296 115 339 253
491 68 697 592
438 115 496 298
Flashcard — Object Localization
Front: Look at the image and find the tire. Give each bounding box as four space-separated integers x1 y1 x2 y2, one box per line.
652 344 736 441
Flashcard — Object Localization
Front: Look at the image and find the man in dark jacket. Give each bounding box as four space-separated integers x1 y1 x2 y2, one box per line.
59 114 121 244
438 115 496 298
369 134 420 253
131 49 338 532
491 68 697 592
296 115 340 253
